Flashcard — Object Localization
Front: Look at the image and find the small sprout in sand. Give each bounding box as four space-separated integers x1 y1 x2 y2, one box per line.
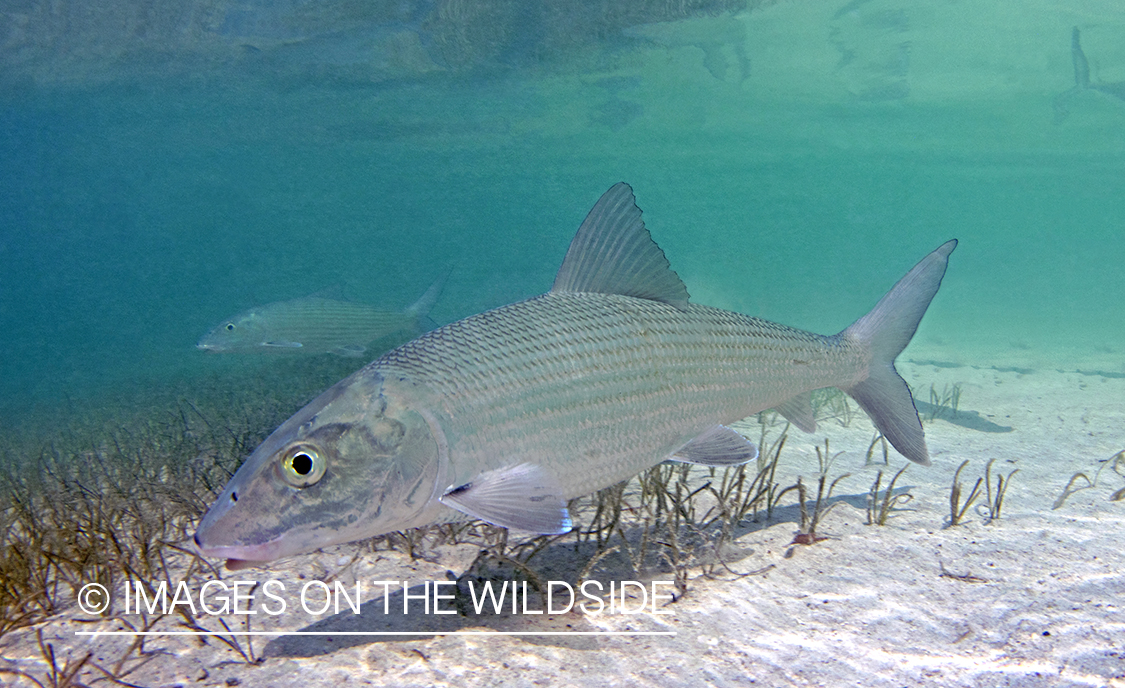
1109 450 1125 502
947 459 982 527
866 465 911 526
761 433 789 520
814 437 845 476
1055 449 1125 508
983 458 1018 522
947 459 1016 525
782 472 851 547
927 382 962 421
0 628 92 688
938 559 987 584
173 569 262 666
812 388 855 427
864 433 889 467
1054 472 1095 510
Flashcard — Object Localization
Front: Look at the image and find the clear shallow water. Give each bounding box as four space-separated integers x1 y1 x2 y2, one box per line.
1 0 1123 428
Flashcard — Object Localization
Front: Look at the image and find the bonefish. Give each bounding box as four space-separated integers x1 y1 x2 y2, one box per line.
197 271 449 357
194 183 956 568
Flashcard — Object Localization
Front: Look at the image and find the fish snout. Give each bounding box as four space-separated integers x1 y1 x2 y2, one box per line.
193 523 286 564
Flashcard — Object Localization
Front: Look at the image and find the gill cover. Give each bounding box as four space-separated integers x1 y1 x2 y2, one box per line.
193 368 444 564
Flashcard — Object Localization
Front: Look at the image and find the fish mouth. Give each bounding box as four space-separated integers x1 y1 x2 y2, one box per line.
196 343 226 352
192 530 286 565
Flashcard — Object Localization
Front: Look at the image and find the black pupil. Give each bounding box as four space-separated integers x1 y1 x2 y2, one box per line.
226 323 235 331
292 453 313 475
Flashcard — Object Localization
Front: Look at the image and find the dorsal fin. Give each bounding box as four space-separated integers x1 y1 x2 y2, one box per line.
405 265 453 318
307 284 348 301
551 183 690 310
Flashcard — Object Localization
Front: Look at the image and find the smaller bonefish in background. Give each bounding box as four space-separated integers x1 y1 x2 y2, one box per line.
197 269 450 357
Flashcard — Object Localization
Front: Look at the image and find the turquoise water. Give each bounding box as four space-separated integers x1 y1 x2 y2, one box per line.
2 1 1124 427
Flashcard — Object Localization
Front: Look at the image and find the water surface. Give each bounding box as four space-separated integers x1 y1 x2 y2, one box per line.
2 0 1123 428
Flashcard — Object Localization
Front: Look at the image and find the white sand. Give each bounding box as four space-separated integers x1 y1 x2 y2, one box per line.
2 356 1123 687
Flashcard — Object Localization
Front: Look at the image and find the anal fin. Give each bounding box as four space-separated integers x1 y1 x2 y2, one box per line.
669 425 758 466
439 463 572 534
774 392 816 433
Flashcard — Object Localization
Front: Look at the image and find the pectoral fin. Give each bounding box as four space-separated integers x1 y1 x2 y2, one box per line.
262 340 303 348
669 424 758 466
439 463 572 534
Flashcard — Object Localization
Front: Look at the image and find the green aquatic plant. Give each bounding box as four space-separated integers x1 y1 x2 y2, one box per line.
760 431 789 521
698 426 789 578
172 569 262 666
866 465 911 526
0 627 92 688
709 432 785 525
814 437 845 476
811 387 855 427
927 382 962 421
945 458 1017 526
1102 450 1124 501
983 458 1018 522
571 421 795 589
781 471 851 547
1054 471 1096 510
1054 449 1125 508
864 433 890 467
652 463 697 593
947 459 983 527
715 421 789 524
569 461 698 595
1111 450 1125 501
0 389 283 641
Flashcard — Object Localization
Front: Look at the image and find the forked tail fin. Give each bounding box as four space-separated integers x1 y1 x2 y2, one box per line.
839 240 957 465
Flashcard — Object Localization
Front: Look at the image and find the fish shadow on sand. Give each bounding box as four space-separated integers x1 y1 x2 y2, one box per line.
263 497 822 658
261 583 604 656
261 543 662 656
913 401 1014 433
260 481 933 659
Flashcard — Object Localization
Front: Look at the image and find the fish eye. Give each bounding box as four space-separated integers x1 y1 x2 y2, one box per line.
279 444 326 488
225 323 236 331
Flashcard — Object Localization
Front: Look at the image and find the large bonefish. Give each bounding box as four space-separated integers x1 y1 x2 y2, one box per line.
195 183 956 569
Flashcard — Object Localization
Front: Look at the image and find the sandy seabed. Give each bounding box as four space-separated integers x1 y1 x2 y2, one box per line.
2 349 1123 688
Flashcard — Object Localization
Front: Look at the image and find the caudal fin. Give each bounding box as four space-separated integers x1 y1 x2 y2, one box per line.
839 240 957 466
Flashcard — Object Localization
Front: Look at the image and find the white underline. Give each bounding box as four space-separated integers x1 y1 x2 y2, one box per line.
75 630 675 637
